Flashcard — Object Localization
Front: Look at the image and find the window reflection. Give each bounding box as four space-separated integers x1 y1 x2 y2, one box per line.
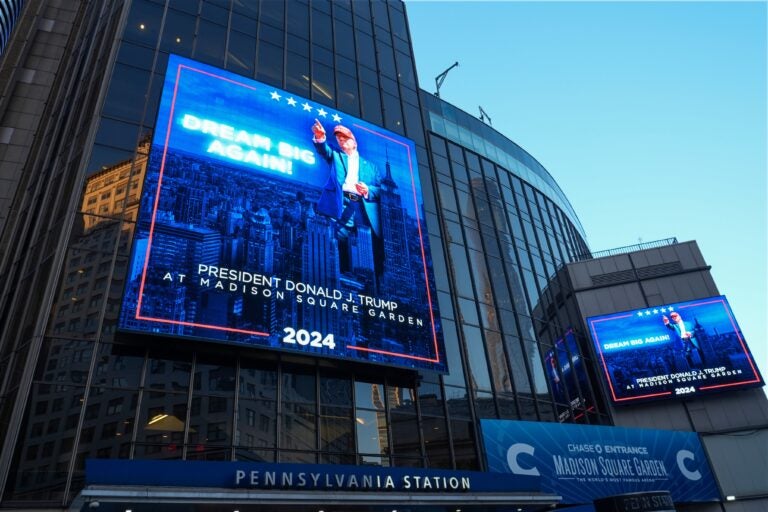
124 0 163 46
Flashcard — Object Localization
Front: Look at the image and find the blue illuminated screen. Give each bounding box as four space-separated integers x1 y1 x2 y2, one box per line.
118 55 446 372
587 295 763 404
545 330 595 421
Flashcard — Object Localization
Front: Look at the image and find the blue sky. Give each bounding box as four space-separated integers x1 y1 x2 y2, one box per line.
406 1 767 384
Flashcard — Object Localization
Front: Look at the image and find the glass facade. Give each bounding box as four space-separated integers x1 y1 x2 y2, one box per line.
0 0 608 508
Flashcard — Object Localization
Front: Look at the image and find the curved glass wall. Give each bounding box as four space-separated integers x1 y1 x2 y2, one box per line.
421 92 586 240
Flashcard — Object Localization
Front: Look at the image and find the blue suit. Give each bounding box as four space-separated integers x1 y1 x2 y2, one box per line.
313 140 381 237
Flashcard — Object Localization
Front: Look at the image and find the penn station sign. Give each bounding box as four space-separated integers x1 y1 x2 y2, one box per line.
86 460 540 495
234 467 470 491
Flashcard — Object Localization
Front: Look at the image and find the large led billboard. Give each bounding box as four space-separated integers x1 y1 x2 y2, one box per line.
587 296 763 404
118 55 446 372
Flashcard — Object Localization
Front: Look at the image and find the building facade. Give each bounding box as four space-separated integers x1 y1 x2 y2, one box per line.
0 1 763 511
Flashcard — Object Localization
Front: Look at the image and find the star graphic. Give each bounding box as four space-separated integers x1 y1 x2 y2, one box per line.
661 308 667 313
286 97 297 106
332 113 342 122
302 102 313 112
668 306 674 312
270 91 281 101
652 309 659 314
637 312 644 317
316 108 328 117
644 311 651 316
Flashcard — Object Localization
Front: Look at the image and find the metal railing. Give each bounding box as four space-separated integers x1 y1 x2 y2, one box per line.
576 237 679 261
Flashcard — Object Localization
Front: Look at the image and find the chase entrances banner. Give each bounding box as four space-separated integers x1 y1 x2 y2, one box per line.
118 55 446 372
481 420 720 504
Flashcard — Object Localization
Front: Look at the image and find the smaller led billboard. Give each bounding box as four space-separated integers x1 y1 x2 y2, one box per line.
587 296 763 404
118 55 445 372
545 330 594 421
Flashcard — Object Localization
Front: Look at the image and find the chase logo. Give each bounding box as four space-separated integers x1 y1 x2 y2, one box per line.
676 449 702 481
506 443 541 476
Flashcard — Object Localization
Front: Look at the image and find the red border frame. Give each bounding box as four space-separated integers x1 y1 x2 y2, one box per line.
132 60 442 365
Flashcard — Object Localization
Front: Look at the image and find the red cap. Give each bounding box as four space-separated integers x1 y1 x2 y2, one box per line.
333 125 355 141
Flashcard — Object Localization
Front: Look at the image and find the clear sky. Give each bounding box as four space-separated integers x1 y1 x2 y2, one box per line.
406 1 767 386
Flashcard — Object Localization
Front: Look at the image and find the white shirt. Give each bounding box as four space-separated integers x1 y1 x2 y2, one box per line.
342 151 360 194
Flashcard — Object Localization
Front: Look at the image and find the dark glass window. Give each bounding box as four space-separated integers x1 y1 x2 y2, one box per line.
261 0 285 29
116 41 155 71
360 82 382 125
239 361 277 400
333 20 355 59
227 31 256 75
237 399 276 448
282 367 316 403
281 402 316 451
355 31 375 66
169 0 198 15
319 375 352 406
336 72 359 117
200 2 229 25
285 51 310 96
146 351 191 392
194 358 236 395
195 20 227 67
320 406 353 453
422 416 450 469
286 2 308 36
311 9 332 48
376 42 396 78
123 0 163 47
160 9 196 55
232 12 258 34
382 92 403 134
462 325 492 391
450 420 478 470
311 62 335 103
256 41 283 86
233 0 258 18
102 64 151 123
95 118 141 151
441 319 468 388
260 22 284 46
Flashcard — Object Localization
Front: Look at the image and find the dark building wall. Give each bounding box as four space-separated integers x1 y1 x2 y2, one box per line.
559 241 768 512
0 1 124 503
0 0 79 238
0 0 600 508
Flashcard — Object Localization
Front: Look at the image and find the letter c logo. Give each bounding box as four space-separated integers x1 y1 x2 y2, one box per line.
506 443 540 476
676 450 702 481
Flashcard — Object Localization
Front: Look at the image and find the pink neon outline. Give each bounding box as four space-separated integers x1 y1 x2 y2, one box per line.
134 62 442 361
700 379 762 391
